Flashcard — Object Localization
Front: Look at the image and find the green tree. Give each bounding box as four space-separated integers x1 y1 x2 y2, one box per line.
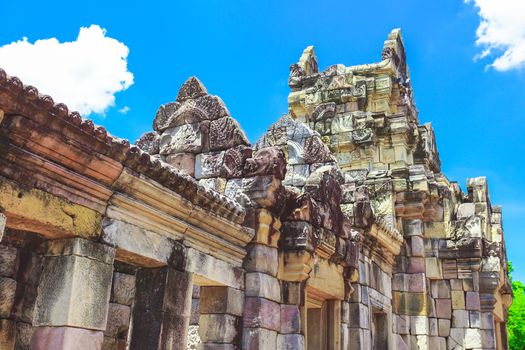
508 262 525 350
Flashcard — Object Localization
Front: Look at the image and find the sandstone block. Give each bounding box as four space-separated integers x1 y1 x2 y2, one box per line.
407 257 425 274
209 117 249 151
102 218 175 266
0 245 17 277
425 257 442 279
410 316 428 335
0 213 5 241
245 273 281 303
16 321 33 350
281 281 302 305
242 327 277 350
452 310 469 328
451 290 465 309
244 244 278 276
431 280 451 299
159 123 203 155
349 303 369 329
0 277 16 318
0 319 15 350
403 219 423 236
465 291 480 310
46 237 115 264
34 251 114 330
435 299 451 319
429 318 438 336
200 286 244 317
190 298 200 325
277 333 304 350
438 319 450 337
480 311 494 329
111 272 135 306
341 301 350 324
130 312 189 350
392 292 430 316
31 326 104 350
165 153 196 176
395 315 410 335
469 311 480 328
243 297 280 332
481 329 495 348
410 236 425 257
280 304 301 334
199 314 240 343
105 303 131 338
465 328 481 348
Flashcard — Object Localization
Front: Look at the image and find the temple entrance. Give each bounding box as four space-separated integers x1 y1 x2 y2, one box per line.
371 308 388 350
304 292 341 350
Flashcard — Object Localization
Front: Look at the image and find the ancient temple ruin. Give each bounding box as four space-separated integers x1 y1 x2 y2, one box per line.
0 29 512 349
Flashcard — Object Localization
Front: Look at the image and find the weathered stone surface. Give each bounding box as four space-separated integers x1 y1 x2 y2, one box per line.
244 244 278 276
243 147 286 180
105 303 131 338
245 272 281 303
31 326 104 350
135 131 160 154
177 77 208 102
0 276 16 318
0 319 15 350
242 327 277 350
277 333 304 350
101 218 175 266
111 272 135 306
165 153 196 176
159 123 203 155
435 298 452 319
280 305 301 334
200 286 244 317
15 321 33 350
0 245 17 277
130 268 192 350
209 117 250 151
199 314 239 343
34 241 115 330
243 297 280 332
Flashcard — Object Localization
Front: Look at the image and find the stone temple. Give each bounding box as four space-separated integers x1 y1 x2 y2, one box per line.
0 29 512 350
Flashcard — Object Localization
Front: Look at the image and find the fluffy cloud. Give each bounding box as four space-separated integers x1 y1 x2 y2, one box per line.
468 0 525 71
0 25 133 115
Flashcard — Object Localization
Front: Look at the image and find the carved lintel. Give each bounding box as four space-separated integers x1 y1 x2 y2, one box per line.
278 250 313 282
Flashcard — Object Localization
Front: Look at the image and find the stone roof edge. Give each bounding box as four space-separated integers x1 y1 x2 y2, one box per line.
0 68 246 224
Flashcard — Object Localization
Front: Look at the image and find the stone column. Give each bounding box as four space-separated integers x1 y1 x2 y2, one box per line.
0 240 17 350
31 237 115 350
242 209 284 350
280 281 304 350
129 267 192 350
199 286 244 349
392 219 431 349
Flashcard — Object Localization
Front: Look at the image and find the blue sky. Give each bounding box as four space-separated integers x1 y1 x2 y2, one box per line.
1 0 525 279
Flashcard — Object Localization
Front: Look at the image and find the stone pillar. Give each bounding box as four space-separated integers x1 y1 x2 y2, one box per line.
129 267 192 350
31 238 115 350
340 300 350 350
0 241 17 350
392 219 431 350
199 286 244 349
279 281 304 350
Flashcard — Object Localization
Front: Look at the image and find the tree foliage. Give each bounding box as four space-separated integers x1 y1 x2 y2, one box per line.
508 262 525 350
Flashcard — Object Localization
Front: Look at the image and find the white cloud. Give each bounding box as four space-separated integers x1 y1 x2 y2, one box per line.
118 106 131 114
0 25 134 115
468 0 525 71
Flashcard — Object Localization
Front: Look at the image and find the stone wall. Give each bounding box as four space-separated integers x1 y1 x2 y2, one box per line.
0 28 512 350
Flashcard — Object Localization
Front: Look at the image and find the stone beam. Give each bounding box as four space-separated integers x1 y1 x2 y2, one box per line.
0 176 102 239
